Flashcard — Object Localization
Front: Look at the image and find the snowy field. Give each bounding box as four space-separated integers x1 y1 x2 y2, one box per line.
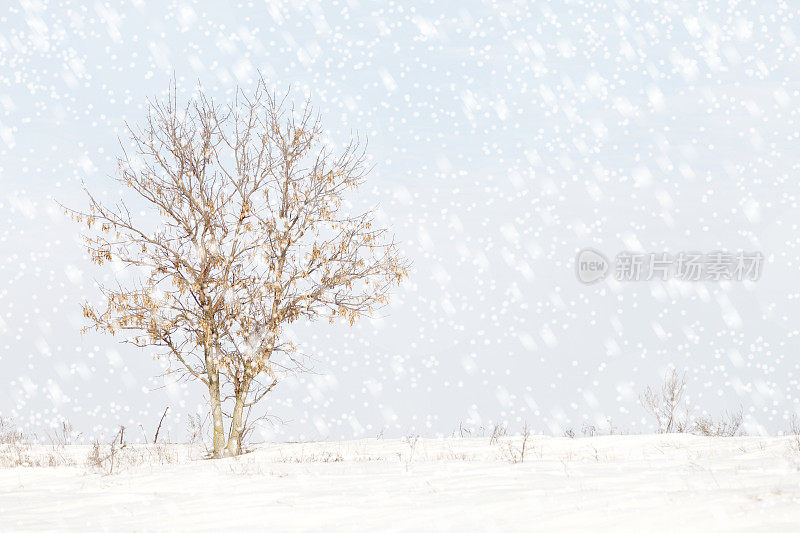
2 435 800 532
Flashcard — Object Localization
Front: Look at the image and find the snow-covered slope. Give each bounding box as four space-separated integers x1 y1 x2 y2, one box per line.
2 435 799 531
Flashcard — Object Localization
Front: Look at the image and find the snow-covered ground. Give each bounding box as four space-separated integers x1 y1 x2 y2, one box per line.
2 435 800 531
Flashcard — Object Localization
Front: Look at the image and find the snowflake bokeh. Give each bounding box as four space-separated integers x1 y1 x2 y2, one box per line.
1 0 799 441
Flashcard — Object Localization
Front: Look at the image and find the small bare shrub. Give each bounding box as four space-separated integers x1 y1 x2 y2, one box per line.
691 409 744 437
46 421 77 448
86 440 103 469
490 424 508 444
0 418 33 467
145 442 178 465
640 369 689 433
86 426 127 474
187 412 211 457
402 435 420 470
405 435 419 458
790 414 800 436
787 414 800 453
86 429 176 474
42 420 80 466
277 450 344 463
434 445 471 461
501 423 531 464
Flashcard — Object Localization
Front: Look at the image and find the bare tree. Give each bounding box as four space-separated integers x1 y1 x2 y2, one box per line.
640 369 688 433
68 78 408 458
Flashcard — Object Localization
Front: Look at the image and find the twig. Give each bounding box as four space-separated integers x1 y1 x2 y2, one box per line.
154 407 169 444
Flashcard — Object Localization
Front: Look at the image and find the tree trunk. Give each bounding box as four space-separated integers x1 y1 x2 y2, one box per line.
205 345 226 458
224 377 251 457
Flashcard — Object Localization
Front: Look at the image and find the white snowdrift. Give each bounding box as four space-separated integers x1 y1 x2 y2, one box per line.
1 434 799 531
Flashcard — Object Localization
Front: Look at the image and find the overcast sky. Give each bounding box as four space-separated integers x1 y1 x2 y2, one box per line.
2 0 799 441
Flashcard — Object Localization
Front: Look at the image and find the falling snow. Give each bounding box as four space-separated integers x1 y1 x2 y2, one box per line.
2 0 800 443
